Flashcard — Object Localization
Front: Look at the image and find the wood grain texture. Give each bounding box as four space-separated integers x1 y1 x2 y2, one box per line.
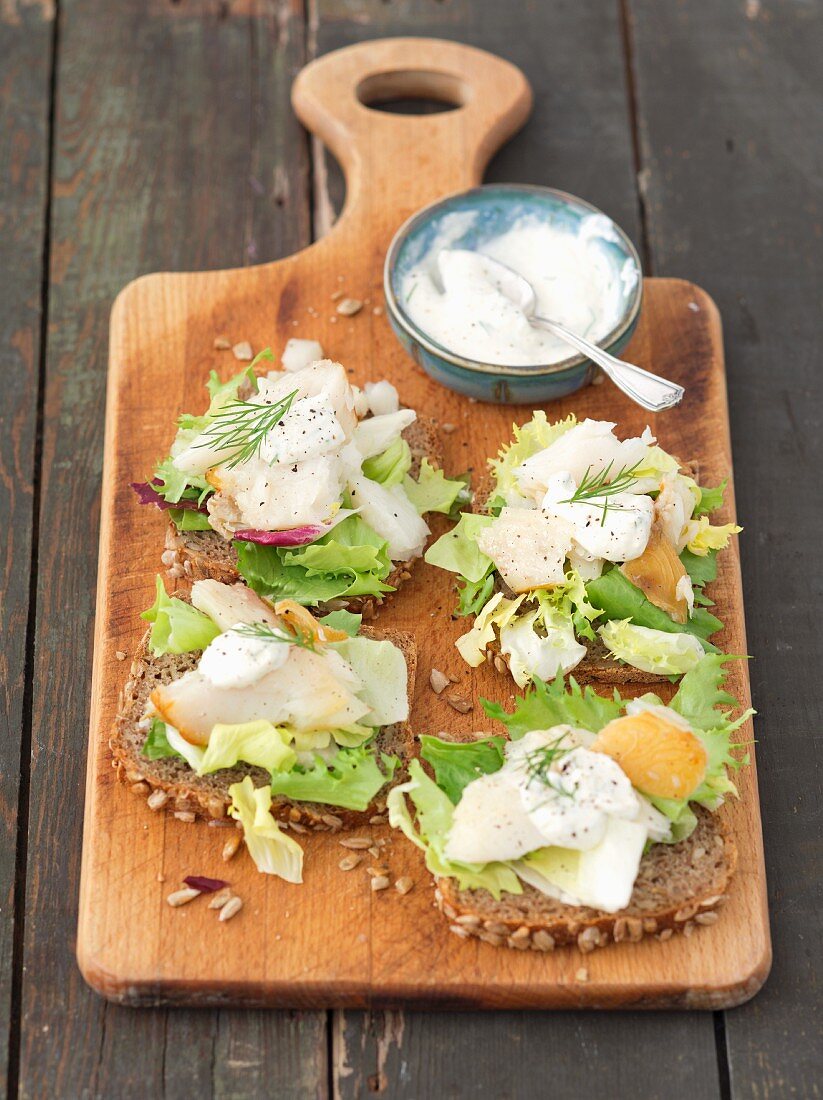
628 0 823 1092
17 2 327 1098
76 38 768 1011
0 0 54 1092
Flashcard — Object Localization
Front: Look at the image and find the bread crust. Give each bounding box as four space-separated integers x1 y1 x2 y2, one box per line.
111 626 417 830
436 807 736 953
161 415 443 618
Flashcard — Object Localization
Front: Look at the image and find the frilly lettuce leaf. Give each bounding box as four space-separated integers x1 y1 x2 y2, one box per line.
482 672 622 740
141 575 220 655
686 517 742 557
599 620 705 676
198 720 296 776
236 515 394 605
419 735 506 804
489 412 577 505
205 361 260 413
497 600 586 688
362 436 412 487
586 567 722 646
229 776 304 881
387 760 521 898
424 512 494 583
168 507 213 532
680 547 718 589
455 592 525 668
269 747 397 811
694 479 727 517
402 458 469 517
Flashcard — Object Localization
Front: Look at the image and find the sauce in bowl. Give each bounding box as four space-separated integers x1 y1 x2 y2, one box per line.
400 214 638 368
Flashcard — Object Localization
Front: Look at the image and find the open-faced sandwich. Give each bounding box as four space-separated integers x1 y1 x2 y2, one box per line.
389 658 751 952
133 345 467 617
112 577 416 881
425 414 741 685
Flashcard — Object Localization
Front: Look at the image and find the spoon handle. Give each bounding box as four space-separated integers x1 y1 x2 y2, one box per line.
531 315 685 413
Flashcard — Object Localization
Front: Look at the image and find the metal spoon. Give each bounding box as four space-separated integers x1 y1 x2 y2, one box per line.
450 252 685 413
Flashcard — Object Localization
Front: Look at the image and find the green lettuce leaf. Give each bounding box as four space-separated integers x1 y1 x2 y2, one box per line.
270 747 397 811
586 567 722 646
490 412 577 505
482 673 622 739
403 458 469 517
598 620 706 676
456 567 495 617
229 776 303 881
319 610 362 636
168 508 213 532
236 515 394 605
680 547 718 589
198 720 296 776
205 362 260 413
141 575 220 655
387 760 521 898
362 437 412 487
141 718 180 760
424 512 494 583
419 735 506 804
328 636 409 727
152 454 210 506
695 479 727 517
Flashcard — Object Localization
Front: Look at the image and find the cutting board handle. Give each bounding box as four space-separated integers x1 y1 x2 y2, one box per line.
292 38 532 239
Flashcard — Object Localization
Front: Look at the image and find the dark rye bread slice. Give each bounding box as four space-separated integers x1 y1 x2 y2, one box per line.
469 460 704 686
436 807 736 954
110 625 417 831
162 415 443 620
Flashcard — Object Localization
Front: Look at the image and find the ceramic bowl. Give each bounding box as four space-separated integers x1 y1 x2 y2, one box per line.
383 184 643 404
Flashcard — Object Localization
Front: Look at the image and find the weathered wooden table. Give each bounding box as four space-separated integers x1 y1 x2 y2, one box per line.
2 1 820 1096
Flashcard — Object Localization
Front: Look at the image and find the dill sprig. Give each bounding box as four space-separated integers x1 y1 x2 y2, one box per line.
194 390 298 469
523 736 570 786
232 621 321 654
558 459 643 527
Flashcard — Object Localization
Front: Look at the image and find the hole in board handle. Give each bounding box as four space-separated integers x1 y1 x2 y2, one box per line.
356 69 467 115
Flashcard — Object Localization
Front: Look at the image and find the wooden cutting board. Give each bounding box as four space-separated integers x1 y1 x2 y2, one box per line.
77 38 770 1009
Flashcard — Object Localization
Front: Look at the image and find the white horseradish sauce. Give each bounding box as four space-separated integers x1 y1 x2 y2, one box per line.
400 215 636 367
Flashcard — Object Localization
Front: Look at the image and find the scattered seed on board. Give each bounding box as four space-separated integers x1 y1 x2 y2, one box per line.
369 814 387 826
156 871 166 883
339 837 371 850
167 887 200 908
115 650 127 661
232 341 253 361
337 298 363 316
330 289 344 301
372 305 384 316
446 695 473 714
208 887 233 910
174 811 196 823
575 967 589 983
147 789 168 811
366 866 388 877
368 845 381 859
371 875 390 892
441 423 457 434
395 877 414 896
339 854 362 871
213 336 231 350
222 833 242 861
429 668 449 694
219 896 243 922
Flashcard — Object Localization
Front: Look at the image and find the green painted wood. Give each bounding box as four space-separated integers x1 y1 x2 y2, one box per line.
308 2 720 1093
627 0 822 1094
16 1 326 1097
0 0 54 1095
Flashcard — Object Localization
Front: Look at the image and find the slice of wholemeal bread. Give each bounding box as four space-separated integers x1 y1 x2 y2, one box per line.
111 626 417 831
162 416 443 619
436 807 735 953
469 459 706 686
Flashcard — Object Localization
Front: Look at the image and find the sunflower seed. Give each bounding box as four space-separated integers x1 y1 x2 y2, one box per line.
167 888 200 908
208 888 233 910
219 896 243 922
446 695 472 714
339 854 362 871
213 336 232 350
337 298 363 317
429 668 450 694
395 877 414 896
339 837 371 850
232 341 253 361
222 833 242 861
370 875 390 892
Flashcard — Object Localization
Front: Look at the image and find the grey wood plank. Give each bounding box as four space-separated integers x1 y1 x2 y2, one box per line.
0 0 54 1095
309 2 720 1093
17 2 326 1097
628 0 823 1095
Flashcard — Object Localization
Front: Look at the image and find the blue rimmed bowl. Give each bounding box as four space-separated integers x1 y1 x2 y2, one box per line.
384 184 643 404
